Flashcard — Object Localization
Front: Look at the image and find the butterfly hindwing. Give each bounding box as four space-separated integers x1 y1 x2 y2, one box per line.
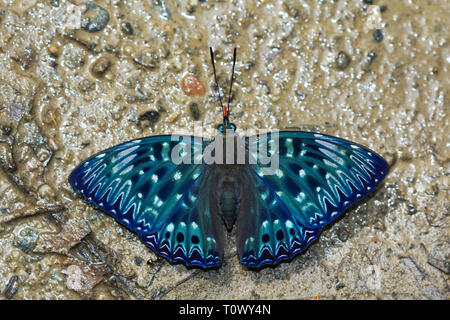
69 135 224 268
236 166 320 267
236 131 389 267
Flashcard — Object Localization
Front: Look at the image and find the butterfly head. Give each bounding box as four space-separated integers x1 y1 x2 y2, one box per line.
217 115 236 134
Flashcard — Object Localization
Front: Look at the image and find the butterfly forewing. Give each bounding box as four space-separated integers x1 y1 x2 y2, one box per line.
69 135 225 268
236 131 389 267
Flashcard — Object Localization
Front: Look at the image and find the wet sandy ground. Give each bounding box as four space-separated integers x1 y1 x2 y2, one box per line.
0 0 448 299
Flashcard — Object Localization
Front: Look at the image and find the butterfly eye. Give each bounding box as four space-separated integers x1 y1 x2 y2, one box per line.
217 124 224 133
229 123 236 131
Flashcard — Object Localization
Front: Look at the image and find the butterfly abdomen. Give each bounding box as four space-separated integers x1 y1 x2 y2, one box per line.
216 173 240 231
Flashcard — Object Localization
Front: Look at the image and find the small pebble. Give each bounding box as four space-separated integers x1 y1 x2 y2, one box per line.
1 125 12 136
363 0 374 4
373 29 384 42
336 227 349 242
134 256 145 266
137 110 160 128
408 204 417 215
4 276 18 299
189 102 201 120
133 49 159 68
336 51 350 70
295 90 307 100
90 57 111 78
336 283 345 290
182 75 206 96
48 46 59 58
121 22 133 35
81 2 110 33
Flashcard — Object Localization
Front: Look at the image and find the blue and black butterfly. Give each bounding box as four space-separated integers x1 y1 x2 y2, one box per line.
69 48 389 269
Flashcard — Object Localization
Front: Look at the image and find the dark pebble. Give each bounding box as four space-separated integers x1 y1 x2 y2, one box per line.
134 256 145 266
408 204 417 215
363 0 374 4
90 57 111 78
380 5 387 12
245 61 255 70
13 46 36 70
336 227 349 242
4 276 18 299
373 29 384 42
81 2 110 33
295 90 307 100
50 0 59 7
189 102 201 120
336 51 350 70
1 125 12 136
367 51 377 61
121 22 133 35
336 283 345 290
138 110 160 128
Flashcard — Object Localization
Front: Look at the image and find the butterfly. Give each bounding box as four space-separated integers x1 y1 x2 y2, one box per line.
69 48 390 269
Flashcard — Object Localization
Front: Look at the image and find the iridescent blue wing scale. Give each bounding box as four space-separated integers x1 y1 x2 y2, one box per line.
237 131 390 268
69 136 224 268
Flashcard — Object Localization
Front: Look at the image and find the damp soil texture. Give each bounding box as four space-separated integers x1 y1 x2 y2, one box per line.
0 0 448 300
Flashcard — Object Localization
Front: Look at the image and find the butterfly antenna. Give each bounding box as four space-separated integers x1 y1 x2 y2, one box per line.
209 47 226 118
226 48 237 118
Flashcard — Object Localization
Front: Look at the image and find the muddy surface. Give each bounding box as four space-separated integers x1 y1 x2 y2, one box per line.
0 0 448 299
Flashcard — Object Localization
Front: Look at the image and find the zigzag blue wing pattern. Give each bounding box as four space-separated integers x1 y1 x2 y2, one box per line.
237 131 390 267
69 136 224 268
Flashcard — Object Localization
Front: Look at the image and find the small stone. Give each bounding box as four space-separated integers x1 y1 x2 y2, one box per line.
362 51 377 71
4 276 18 299
137 110 160 128
121 22 133 35
295 90 307 100
408 204 417 215
363 0 374 4
182 75 206 96
1 125 12 136
48 46 59 58
336 283 345 290
380 5 387 12
367 51 377 62
90 57 111 78
189 102 201 120
12 46 36 70
336 227 349 242
134 256 145 266
38 184 55 199
373 29 384 42
81 2 110 33
336 51 350 70
133 49 159 69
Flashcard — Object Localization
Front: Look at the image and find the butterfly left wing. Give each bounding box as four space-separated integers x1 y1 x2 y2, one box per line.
236 131 390 268
69 135 224 268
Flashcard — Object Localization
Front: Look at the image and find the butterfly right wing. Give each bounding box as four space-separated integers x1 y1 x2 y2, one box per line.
69 135 224 268
236 131 389 268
